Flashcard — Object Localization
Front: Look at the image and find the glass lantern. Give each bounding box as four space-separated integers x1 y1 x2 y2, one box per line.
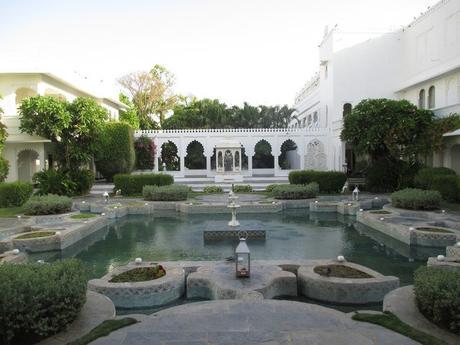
235 238 250 278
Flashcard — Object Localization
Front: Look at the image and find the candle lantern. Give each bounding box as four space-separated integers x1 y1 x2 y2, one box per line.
235 237 250 278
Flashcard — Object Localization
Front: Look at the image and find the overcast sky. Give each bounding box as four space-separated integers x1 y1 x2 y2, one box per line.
0 0 439 106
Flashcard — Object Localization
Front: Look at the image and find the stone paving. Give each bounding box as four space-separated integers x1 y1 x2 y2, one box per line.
90 300 419 345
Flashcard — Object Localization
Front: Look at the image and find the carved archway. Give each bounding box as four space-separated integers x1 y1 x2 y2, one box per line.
305 139 327 170
17 149 39 182
253 139 274 169
279 139 299 170
160 141 179 171
185 140 206 169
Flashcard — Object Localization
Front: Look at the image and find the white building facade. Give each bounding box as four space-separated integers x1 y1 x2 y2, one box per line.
0 72 126 182
291 0 460 173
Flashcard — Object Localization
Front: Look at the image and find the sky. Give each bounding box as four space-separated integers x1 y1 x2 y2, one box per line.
0 0 440 106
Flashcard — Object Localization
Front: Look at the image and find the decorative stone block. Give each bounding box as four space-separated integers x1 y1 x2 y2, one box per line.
446 245 460 257
427 256 460 273
309 201 338 213
88 262 185 309
298 261 399 304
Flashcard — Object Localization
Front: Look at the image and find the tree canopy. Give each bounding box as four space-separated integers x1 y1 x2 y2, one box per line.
19 95 108 170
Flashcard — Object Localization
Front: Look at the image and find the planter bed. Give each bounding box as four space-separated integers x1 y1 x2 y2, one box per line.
88 262 185 309
298 261 399 304
12 230 61 252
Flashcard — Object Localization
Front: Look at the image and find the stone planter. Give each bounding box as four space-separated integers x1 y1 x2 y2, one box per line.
427 256 460 273
12 230 61 252
88 262 185 309
309 201 338 213
446 244 460 257
298 261 399 304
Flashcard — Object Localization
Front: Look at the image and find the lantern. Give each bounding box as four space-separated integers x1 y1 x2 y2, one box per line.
103 191 109 203
235 237 250 278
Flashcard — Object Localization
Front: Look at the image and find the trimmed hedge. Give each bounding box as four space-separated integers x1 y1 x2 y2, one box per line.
70 169 95 196
233 184 252 193
114 173 174 196
135 135 156 170
24 194 73 215
288 170 347 193
0 157 9 182
34 169 94 197
203 185 223 193
143 184 189 201
415 168 459 202
0 181 33 207
414 266 460 335
0 259 87 344
265 184 280 193
272 182 319 200
95 122 135 182
391 188 441 210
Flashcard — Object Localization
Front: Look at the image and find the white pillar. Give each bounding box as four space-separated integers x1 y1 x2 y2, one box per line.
206 154 211 177
274 154 280 177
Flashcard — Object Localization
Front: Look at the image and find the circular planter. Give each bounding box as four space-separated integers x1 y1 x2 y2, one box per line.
298 261 399 304
12 230 61 252
412 227 458 247
88 262 185 309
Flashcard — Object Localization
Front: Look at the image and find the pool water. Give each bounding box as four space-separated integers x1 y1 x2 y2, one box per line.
31 210 443 285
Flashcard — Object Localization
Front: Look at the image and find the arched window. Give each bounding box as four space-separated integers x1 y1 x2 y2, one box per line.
418 89 426 109
428 86 435 109
343 103 352 117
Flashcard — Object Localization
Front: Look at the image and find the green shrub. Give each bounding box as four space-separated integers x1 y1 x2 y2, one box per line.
143 184 189 201
414 266 460 335
203 185 223 193
114 173 174 195
415 168 459 202
0 181 33 207
365 159 421 193
24 194 73 215
233 184 252 193
391 188 441 210
265 184 280 193
95 122 135 182
272 182 319 199
69 169 95 196
0 157 9 182
0 259 87 344
288 170 346 193
135 135 156 170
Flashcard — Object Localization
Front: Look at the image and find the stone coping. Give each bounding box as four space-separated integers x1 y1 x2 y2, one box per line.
298 260 399 304
446 245 460 257
427 256 460 273
88 262 185 309
383 285 460 345
38 291 115 345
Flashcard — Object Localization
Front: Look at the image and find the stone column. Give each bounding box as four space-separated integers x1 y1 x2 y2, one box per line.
206 154 212 177
274 154 280 177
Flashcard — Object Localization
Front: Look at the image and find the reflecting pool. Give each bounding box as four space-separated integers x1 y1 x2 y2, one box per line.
31 210 444 284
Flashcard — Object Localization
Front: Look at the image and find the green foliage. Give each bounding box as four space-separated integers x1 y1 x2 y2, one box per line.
233 184 253 193
67 318 137 345
366 158 421 192
109 266 166 283
160 141 180 170
352 311 447 345
272 183 319 199
95 122 135 181
0 182 33 207
135 136 156 170
163 98 294 129
203 185 224 193
70 213 96 219
288 170 347 193
415 167 459 202
0 259 87 345
265 184 280 193
414 266 460 335
119 93 140 129
185 141 206 169
391 188 441 210
114 173 174 195
143 184 189 201
19 96 108 170
0 157 9 182
33 169 94 197
24 194 73 215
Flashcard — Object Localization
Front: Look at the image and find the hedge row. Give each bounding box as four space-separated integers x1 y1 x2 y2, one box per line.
203 185 223 193
288 170 347 193
24 194 73 215
143 184 189 201
272 183 319 200
414 167 459 202
414 266 460 334
391 188 441 210
33 169 95 197
0 260 87 344
114 173 174 195
0 181 33 207
233 184 252 193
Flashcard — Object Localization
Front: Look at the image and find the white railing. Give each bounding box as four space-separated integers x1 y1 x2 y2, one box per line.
135 127 325 135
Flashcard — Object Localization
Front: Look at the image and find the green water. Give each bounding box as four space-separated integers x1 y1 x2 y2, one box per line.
31 210 443 284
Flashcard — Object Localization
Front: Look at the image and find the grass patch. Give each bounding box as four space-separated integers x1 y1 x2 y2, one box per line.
416 227 452 233
67 318 137 345
15 231 56 239
0 206 25 218
314 264 373 278
370 210 392 215
70 213 97 219
109 266 166 283
352 311 447 345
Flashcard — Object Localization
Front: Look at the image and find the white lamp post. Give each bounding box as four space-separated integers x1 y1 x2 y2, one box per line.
235 238 250 278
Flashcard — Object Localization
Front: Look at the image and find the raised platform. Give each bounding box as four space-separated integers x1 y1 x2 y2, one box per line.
203 229 266 241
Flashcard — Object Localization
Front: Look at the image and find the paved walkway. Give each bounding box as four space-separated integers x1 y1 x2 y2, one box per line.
91 300 419 345
384 285 460 345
